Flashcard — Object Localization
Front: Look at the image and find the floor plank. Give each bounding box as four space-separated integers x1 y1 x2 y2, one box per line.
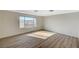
0 32 79 48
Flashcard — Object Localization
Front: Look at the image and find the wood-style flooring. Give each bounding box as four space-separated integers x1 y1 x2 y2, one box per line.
0 32 79 48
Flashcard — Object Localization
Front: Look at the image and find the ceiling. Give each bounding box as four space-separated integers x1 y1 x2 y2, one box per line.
10 10 79 16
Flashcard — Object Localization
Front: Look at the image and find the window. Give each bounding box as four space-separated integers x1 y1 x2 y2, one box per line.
19 16 36 28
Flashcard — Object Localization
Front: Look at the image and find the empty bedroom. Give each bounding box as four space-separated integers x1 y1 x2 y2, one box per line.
0 10 79 48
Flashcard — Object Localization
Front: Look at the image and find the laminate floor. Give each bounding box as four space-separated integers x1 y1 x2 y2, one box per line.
0 32 79 48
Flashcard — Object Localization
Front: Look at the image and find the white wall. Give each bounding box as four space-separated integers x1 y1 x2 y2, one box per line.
44 12 79 38
0 10 79 38
0 10 43 38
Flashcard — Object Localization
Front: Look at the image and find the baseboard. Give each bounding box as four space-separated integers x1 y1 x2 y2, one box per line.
0 29 43 39
44 29 79 39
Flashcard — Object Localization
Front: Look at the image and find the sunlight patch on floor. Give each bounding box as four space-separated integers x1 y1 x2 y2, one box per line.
26 31 56 39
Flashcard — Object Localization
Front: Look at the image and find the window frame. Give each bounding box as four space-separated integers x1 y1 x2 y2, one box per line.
19 16 37 29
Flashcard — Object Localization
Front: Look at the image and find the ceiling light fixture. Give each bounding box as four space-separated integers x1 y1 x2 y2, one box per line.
49 10 54 12
34 10 38 12
34 10 54 12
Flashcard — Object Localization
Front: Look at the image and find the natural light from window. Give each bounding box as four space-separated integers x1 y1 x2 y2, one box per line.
19 16 37 28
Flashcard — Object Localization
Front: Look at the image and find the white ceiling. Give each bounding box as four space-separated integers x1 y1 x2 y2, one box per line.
10 10 79 16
